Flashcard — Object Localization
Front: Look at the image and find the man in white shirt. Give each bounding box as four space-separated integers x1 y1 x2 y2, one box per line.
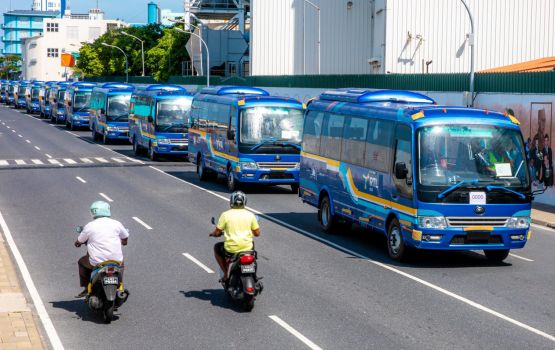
75 201 129 297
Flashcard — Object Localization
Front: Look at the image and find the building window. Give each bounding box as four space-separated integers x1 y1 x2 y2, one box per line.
46 22 59 32
47 48 59 57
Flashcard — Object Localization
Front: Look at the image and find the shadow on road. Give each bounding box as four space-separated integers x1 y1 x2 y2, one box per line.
179 289 249 312
50 299 119 324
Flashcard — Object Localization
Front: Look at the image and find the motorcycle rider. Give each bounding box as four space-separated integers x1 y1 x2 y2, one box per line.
75 201 129 298
210 191 260 282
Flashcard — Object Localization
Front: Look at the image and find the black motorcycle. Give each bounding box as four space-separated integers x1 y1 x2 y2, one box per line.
211 218 263 312
75 226 129 323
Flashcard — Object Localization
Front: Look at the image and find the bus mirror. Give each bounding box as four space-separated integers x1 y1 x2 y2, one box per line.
227 129 235 140
395 162 408 179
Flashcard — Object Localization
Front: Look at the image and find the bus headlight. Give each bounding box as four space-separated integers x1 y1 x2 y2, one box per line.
417 216 447 229
240 162 258 170
507 217 530 229
157 138 171 144
107 126 118 131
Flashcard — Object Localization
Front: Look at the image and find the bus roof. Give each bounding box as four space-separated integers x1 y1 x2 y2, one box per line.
200 86 269 96
195 86 302 108
68 82 97 90
311 89 520 128
133 84 192 98
93 83 135 94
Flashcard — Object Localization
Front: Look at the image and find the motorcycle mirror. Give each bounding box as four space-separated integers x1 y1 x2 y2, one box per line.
211 217 215 225
75 225 83 234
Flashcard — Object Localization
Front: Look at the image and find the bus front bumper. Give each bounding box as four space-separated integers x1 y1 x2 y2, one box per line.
154 144 188 155
70 116 89 127
408 226 530 250
236 168 300 185
105 128 129 140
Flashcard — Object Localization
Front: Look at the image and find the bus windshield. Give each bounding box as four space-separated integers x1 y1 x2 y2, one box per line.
57 91 65 108
31 88 40 100
418 124 529 190
155 98 192 132
239 107 303 152
73 91 92 111
107 94 131 122
18 87 26 94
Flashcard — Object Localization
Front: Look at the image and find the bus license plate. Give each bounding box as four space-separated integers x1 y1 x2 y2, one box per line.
240 264 255 274
103 277 119 285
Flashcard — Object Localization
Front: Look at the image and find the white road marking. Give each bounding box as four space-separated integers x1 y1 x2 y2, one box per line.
509 253 534 262
531 223 555 234
11 129 16 133
34 146 41 151
269 315 323 350
111 157 126 163
95 157 109 163
6 125 10 128
0 211 65 350
25 139 31 143
65 131 79 136
14 159 26 165
125 157 144 164
182 253 215 274
75 176 87 184
63 158 77 164
31 159 44 165
47 159 60 165
18 134 22 137
99 193 113 202
0 160 9 166
45 154 52 159
80 158 93 163
148 165 555 344
132 217 152 230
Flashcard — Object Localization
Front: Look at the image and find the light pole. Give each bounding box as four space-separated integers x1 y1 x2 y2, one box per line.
301 0 321 74
102 42 128 83
174 27 210 87
460 0 475 106
169 18 203 76
121 31 145 77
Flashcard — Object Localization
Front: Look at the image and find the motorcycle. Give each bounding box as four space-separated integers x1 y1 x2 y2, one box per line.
211 217 263 312
75 226 129 323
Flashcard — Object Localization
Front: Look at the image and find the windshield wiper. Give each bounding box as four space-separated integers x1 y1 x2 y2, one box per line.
109 114 128 121
160 123 186 131
485 185 526 200
249 138 301 152
437 179 479 199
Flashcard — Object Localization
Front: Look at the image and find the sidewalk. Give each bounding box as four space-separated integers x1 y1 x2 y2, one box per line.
0 235 44 349
532 202 555 229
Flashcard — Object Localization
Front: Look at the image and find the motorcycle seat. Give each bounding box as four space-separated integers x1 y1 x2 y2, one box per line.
90 261 123 282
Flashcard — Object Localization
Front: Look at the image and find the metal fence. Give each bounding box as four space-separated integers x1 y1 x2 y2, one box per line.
86 71 555 93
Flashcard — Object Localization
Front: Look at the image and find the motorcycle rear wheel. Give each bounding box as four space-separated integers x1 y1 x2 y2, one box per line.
103 305 114 324
242 297 255 312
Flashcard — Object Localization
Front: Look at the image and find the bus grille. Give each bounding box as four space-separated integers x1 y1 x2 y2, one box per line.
446 217 509 227
257 162 298 170
170 139 188 145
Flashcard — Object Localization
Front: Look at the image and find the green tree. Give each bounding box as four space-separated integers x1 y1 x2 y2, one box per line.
75 44 103 77
145 27 190 81
0 55 22 79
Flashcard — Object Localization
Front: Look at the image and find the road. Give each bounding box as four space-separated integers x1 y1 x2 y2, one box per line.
0 105 554 350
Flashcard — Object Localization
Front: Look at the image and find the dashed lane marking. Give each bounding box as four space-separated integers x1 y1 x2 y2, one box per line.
25 139 31 143
99 193 113 202
45 154 52 159
0 160 9 166
269 315 323 350
47 159 60 165
132 217 152 230
182 253 215 274
31 159 44 165
80 158 93 163
18 134 22 138
75 176 87 184
63 158 77 164
509 253 534 262
112 157 125 163
14 159 26 165
34 146 41 151
95 157 109 163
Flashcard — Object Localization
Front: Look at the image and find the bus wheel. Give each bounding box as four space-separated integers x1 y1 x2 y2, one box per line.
148 144 158 161
387 218 408 261
133 137 142 156
65 120 70 129
319 196 339 233
103 133 111 145
484 249 509 263
92 127 99 141
226 168 238 192
290 184 300 194
197 156 210 181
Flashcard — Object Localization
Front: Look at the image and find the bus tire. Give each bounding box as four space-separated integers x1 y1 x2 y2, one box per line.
290 184 300 194
92 127 99 141
133 137 143 156
65 120 70 129
103 133 110 145
484 249 509 262
197 156 210 181
319 196 340 233
226 168 238 192
387 218 409 261
148 144 158 161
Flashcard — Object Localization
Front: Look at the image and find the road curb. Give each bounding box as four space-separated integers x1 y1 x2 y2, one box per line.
531 218 555 229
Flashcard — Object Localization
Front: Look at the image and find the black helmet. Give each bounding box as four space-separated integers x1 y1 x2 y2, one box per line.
230 191 247 209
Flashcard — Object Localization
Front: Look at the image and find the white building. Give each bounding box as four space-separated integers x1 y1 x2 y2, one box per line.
21 9 126 81
32 0 62 13
251 0 555 75
160 9 185 26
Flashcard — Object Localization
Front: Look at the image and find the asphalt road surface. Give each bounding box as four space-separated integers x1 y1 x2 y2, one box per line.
0 105 554 350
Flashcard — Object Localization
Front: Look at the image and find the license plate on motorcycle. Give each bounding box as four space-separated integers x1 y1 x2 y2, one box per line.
103 277 119 285
240 264 255 273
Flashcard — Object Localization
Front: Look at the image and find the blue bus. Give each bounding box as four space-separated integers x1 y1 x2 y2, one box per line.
49 82 71 124
299 89 532 262
24 81 44 114
38 81 57 118
14 81 31 109
90 83 135 144
6 81 17 106
128 84 193 161
188 86 304 192
64 82 96 130
0 80 8 104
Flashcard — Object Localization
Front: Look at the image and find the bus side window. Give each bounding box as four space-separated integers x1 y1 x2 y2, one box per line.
341 116 368 166
320 113 344 160
392 124 413 199
302 111 324 155
228 106 237 141
365 119 394 172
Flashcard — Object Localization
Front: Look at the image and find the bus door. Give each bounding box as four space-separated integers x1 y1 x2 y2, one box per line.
391 124 414 208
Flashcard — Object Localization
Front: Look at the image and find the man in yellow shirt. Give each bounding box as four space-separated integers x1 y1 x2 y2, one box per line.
210 191 261 281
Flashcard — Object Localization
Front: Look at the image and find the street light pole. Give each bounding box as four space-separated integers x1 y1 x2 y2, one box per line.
102 42 128 83
169 18 203 76
121 31 145 76
174 27 210 87
301 0 321 75
460 0 475 106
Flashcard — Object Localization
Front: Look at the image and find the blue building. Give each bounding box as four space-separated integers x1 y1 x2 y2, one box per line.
1 10 59 55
